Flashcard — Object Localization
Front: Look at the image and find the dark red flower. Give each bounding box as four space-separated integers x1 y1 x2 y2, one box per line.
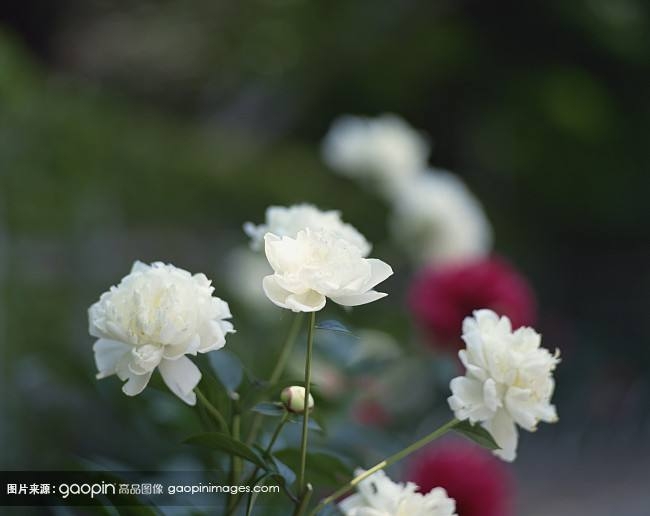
406 440 514 516
408 256 536 353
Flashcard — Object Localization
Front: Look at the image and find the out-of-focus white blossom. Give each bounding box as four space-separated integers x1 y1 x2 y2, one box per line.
225 247 273 313
262 228 392 312
448 309 559 461
339 469 457 516
244 203 371 257
280 386 314 413
390 171 493 266
89 261 235 405
322 114 430 191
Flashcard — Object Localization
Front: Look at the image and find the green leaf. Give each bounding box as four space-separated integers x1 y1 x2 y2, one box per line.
274 449 351 487
251 402 286 417
208 350 244 393
289 414 324 432
315 319 356 337
270 456 296 487
184 433 266 467
453 420 500 450
245 474 272 516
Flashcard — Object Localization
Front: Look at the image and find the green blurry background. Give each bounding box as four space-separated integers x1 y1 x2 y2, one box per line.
1 1 649 514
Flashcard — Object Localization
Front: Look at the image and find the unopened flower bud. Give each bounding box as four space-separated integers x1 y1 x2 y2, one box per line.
281 386 314 413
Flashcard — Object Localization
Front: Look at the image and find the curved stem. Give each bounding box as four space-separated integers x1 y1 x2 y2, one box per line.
297 312 316 494
246 313 304 445
195 386 229 434
293 484 313 516
309 418 459 516
227 412 291 515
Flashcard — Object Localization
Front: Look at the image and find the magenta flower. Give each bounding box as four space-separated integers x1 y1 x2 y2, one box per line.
408 257 536 353
406 440 514 516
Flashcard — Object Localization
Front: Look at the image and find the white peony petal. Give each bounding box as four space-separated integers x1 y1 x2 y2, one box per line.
158 356 202 406
93 339 130 379
122 371 153 396
364 259 394 290
483 378 502 412
484 409 518 462
130 260 150 274
262 275 292 309
329 290 387 307
285 290 327 312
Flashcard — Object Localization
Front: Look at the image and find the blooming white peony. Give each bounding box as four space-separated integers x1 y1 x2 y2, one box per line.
322 114 430 191
389 171 493 266
339 469 457 516
244 203 371 257
262 228 393 312
89 261 235 405
447 309 559 461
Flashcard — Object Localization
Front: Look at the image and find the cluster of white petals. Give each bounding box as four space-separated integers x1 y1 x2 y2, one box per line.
390 171 493 266
322 114 430 190
339 469 457 516
448 309 559 461
89 261 235 405
262 228 393 312
244 203 371 257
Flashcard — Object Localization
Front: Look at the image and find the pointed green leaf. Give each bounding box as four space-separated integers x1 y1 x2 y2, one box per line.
453 420 500 450
315 320 356 337
185 433 266 467
208 350 244 393
274 449 351 487
288 415 324 432
251 402 286 417
270 456 296 487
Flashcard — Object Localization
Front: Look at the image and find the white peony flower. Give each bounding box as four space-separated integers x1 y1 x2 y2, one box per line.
244 203 371 257
447 309 559 461
89 261 235 405
339 469 457 516
389 170 493 266
322 114 430 191
262 228 393 312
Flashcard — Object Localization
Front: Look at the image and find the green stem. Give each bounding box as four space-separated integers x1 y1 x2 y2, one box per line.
246 313 304 445
308 418 459 516
293 484 313 516
297 312 316 494
266 411 290 453
227 412 291 515
227 395 243 512
195 386 229 434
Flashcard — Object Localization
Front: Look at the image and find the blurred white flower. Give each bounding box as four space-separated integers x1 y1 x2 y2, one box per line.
244 203 371 257
280 385 314 413
89 261 235 405
262 228 392 312
225 247 273 313
322 114 430 191
389 171 492 266
447 309 559 461
339 469 457 516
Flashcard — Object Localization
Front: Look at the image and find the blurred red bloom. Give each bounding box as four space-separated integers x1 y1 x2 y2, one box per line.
353 399 391 426
408 257 536 353
406 440 514 516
